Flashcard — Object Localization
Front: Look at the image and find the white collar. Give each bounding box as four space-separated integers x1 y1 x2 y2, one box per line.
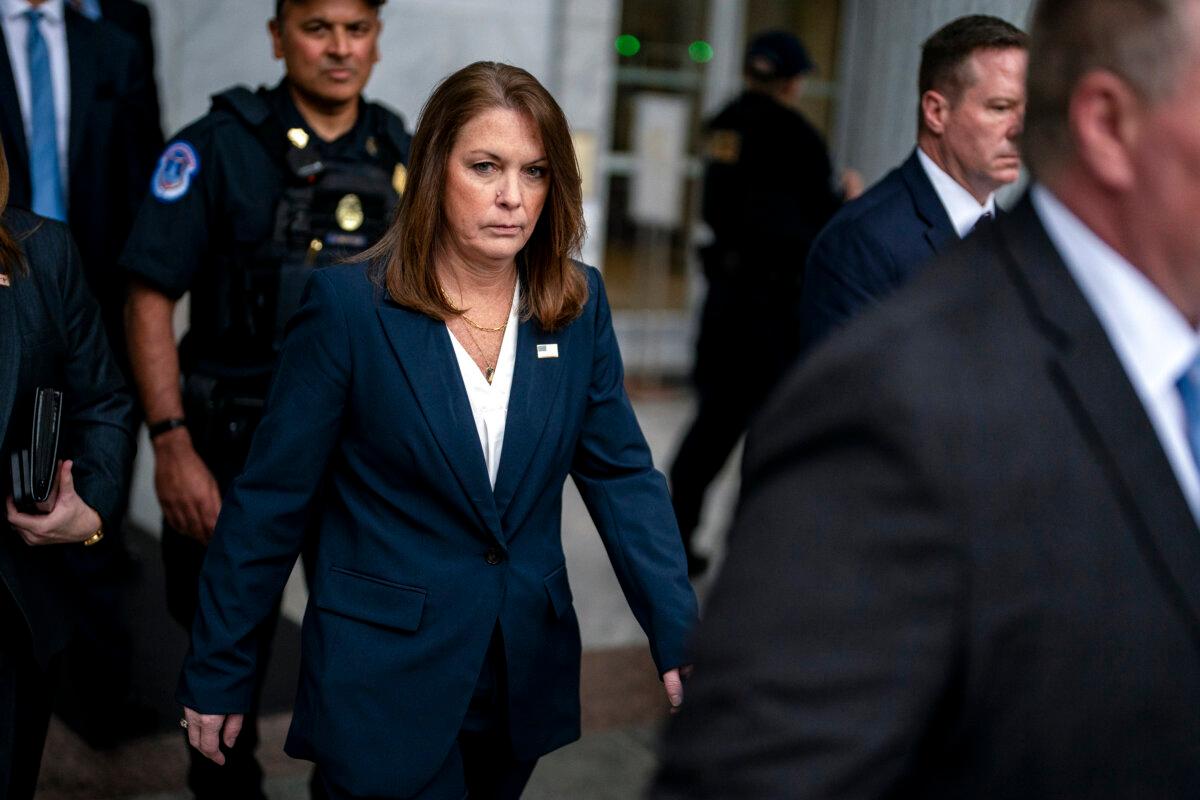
1031 183 1200 402
3 0 65 24
916 146 996 238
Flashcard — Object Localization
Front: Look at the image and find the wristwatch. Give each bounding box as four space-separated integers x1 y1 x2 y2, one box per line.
82 525 104 547
148 417 187 440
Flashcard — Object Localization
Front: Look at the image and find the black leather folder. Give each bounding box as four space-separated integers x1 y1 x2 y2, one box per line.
10 387 63 513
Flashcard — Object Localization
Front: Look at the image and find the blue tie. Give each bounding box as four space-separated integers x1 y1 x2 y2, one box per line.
25 9 66 221
1176 353 1200 474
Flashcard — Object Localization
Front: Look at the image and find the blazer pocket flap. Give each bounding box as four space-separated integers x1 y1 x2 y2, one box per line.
543 563 573 619
317 566 426 632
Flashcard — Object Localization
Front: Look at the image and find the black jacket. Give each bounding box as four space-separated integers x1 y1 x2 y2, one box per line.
0 209 136 667
656 194 1200 798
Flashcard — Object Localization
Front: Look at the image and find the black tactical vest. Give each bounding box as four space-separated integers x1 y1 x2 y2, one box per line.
212 87 407 368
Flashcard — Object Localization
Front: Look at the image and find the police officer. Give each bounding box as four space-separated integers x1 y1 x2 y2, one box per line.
669 30 861 576
121 1 408 796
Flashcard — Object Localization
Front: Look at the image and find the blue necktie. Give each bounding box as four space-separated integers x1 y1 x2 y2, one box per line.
1175 353 1200 474
26 9 66 221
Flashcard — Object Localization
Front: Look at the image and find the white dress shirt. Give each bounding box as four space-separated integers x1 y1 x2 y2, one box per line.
447 281 521 489
916 147 996 238
1032 184 1200 522
1 0 70 191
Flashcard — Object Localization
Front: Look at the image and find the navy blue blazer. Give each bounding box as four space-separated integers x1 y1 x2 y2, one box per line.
178 261 699 796
801 150 956 347
0 209 136 667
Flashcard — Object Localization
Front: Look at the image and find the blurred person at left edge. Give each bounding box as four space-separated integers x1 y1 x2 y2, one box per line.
0 131 136 799
175 61 698 800
0 0 163 747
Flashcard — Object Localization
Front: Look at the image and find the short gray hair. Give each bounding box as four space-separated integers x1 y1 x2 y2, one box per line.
1024 0 1192 178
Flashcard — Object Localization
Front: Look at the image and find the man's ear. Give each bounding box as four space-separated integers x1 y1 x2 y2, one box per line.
920 89 951 136
1069 69 1143 191
268 17 284 60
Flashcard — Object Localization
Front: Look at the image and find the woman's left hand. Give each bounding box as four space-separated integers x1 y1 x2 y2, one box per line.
6 460 103 545
663 665 693 713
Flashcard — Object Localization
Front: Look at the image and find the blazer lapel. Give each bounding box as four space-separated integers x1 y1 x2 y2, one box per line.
0 276 20 451
375 302 503 541
0 29 29 197
64 8 96 180
997 194 1200 634
899 150 957 256
492 318 568 522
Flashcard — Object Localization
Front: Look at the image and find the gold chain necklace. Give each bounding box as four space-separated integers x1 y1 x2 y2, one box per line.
440 277 515 384
460 323 499 384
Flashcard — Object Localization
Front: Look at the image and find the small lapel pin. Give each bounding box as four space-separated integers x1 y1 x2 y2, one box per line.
537 343 559 359
0 274 9 287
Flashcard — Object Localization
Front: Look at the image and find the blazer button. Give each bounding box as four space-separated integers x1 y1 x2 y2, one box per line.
484 547 503 565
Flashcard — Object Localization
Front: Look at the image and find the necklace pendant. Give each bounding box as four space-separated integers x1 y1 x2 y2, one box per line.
485 367 495 384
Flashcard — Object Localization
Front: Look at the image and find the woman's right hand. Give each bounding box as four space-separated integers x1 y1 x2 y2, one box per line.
153 427 222 543
182 706 244 764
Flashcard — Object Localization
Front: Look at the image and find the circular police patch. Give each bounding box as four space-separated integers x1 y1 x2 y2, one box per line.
151 141 200 202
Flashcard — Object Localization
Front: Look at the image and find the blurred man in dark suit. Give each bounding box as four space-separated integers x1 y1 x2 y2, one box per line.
77 0 163 137
802 15 1026 347
655 0 1200 797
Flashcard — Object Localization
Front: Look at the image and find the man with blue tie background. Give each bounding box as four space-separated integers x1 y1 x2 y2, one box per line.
801 15 1027 348
0 0 161 361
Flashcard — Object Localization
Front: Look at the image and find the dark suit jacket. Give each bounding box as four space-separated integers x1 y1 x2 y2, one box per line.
802 149 955 347
0 208 135 667
654 194 1200 798
0 6 162 352
178 263 698 797
99 0 162 135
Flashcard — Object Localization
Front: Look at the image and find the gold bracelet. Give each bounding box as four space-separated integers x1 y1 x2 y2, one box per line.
82 527 104 547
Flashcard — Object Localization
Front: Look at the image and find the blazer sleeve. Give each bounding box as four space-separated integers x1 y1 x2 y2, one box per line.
177 269 351 713
653 342 965 799
569 270 699 674
40 222 136 527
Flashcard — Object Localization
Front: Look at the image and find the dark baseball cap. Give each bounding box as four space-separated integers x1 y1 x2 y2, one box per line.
744 30 815 80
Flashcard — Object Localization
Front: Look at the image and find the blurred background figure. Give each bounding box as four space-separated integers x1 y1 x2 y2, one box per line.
0 0 163 749
0 131 137 800
668 29 860 576
654 0 1200 797
121 0 407 796
802 15 1027 347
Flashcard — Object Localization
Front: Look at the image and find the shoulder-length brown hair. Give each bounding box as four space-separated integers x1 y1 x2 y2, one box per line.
0 134 27 278
362 61 588 331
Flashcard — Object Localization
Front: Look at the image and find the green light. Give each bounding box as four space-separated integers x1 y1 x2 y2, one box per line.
615 34 641 57
689 40 714 63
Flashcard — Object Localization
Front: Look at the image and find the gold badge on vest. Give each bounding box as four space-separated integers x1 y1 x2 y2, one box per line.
335 194 365 232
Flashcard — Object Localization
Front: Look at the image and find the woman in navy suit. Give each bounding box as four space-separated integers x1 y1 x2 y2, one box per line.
0 136 136 798
179 62 699 799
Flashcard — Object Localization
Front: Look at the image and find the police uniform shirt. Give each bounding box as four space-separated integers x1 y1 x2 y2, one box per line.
701 90 841 267
120 79 404 371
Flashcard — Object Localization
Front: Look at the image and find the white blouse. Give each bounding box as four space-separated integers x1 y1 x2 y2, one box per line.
446 281 521 489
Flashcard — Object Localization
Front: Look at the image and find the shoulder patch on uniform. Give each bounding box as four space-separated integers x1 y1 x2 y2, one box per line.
151 141 201 203
705 130 741 164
